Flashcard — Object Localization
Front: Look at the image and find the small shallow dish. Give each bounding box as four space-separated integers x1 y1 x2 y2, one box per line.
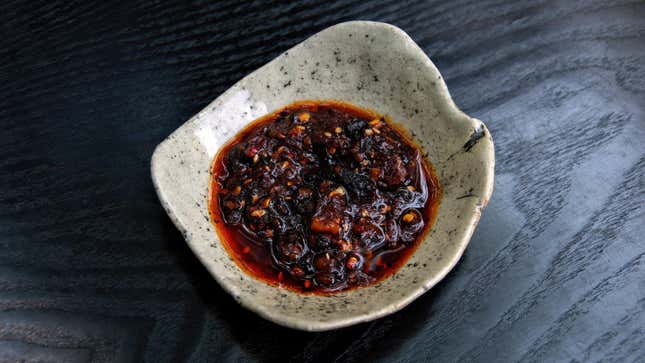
151 21 494 331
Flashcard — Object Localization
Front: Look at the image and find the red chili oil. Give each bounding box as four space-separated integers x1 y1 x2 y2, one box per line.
209 100 440 294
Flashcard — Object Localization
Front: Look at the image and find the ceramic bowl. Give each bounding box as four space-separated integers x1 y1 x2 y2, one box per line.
151 21 494 331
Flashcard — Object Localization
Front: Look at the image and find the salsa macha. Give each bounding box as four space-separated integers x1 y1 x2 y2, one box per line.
209 100 440 294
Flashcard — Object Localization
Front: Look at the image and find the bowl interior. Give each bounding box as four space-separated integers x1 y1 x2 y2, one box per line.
151 21 493 331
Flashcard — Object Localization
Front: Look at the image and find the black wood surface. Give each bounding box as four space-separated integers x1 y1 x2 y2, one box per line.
1 0 644 362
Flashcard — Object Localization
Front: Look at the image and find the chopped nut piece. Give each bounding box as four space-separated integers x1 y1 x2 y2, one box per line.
364 128 374 136
250 209 266 217
402 212 417 223
372 127 381 134
334 127 342 133
324 131 332 137
328 186 346 197
346 256 359 270
232 186 241 195
407 185 416 192
287 181 295 186
298 112 310 122
360 209 369 217
251 194 259 203
252 154 260 163
261 198 271 208
264 229 274 237
369 118 382 126
243 178 253 185
281 161 290 168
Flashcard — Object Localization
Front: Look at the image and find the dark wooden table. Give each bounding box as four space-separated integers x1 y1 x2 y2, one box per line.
2 1 644 362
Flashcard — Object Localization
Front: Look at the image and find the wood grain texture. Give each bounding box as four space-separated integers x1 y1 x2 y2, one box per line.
1 0 644 362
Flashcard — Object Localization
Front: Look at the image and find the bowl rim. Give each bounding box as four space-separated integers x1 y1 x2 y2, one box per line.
151 20 494 331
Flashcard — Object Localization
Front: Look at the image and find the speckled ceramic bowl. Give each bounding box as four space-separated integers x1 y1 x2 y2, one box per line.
151 21 494 331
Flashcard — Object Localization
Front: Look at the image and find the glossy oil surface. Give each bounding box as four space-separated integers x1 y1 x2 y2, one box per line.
209 101 440 293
